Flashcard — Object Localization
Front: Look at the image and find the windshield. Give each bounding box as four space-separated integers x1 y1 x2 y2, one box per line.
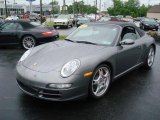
57 15 69 19
66 24 119 46
143 19 157 23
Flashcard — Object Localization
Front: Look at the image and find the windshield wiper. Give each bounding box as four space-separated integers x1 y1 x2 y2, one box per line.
76 41 97 45
65 39 75 42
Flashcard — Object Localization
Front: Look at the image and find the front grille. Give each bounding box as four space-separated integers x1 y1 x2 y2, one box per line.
17 81 62 99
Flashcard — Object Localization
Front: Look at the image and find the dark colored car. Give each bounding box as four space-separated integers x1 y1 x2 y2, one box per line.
140 18 159 31
0 20 59 49
16 22 156 101
133 17 144 22
156 19 160 26
77 17 90 27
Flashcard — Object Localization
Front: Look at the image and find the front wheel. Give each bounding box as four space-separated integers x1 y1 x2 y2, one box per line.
143 46 155 69
89 64 111 99
21 36 36 50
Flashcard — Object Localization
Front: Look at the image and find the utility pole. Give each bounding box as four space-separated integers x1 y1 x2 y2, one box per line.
73 0 75 17
63 0 66 14
99 0 101 12
95 0 97 20
52 0 53 15
40 0 43 24
4 0 7 18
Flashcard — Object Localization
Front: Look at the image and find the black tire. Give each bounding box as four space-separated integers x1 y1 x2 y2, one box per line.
21 35 36 50
89 64 111 99
143 46 155 69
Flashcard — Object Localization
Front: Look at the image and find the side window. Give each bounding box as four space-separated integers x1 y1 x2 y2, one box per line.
121 26 140 41
16 23 23 30
0 23 17 31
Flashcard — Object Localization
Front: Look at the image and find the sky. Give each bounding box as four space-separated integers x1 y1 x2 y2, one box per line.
7 0 160 10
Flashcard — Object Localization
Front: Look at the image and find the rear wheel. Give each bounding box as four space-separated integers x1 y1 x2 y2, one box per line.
89 64 111 99
143 46 155 69
22 35 36 50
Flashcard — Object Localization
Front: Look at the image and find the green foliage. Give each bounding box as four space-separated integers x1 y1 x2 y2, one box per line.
67 1 97 14
46 21 55 27
147 31 158 37
49 0 58 5
59 35 67 40
107 0 150 17
50 0 60 14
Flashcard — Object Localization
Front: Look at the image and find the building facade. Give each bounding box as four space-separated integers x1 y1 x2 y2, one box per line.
147 5 160 19
0 0 24 17
23 4 60 15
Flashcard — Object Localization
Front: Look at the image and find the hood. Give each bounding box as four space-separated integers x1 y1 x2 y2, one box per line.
54 19 68 22
143 21 158 25
23 41 105 73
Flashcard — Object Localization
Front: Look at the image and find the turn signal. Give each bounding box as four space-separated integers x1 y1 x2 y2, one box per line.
84 72 93 77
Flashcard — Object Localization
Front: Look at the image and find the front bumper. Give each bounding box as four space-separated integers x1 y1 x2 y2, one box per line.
16 64 89 101
37 34 59 44
144 25 158 30
54 22 68 26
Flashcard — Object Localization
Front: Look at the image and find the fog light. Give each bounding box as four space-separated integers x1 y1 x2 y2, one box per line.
48 83 72 89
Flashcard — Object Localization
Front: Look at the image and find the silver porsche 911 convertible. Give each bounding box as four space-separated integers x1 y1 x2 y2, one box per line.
16 22 156 101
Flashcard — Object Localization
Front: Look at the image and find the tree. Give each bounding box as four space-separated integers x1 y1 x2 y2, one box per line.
49 0 59 14
49 0 58 5
68 1 97 14
107 0 150 17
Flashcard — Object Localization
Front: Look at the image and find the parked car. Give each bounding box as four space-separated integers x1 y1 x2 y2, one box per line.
0 20 59 49
133 17 144 22
99 17 111 22
140 18 159 31
156 19 160 26
6 16 19 20
29 13 39 21
110 16 126 22
76 17 90 27
54 14 73 28
16 22 156 101
21 14 29 19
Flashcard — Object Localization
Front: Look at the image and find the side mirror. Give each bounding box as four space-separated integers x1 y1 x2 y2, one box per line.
120 39 135 45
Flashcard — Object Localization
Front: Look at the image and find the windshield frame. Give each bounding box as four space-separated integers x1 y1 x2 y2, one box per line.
57 15 70 19
66 24 121 46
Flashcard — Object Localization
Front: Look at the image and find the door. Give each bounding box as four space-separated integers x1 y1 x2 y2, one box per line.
0 22 18 45
116 26 142 75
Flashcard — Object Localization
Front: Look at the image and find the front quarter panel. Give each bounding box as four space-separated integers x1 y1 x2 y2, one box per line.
74 47 118 78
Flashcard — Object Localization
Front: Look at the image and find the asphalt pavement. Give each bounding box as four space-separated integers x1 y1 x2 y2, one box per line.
0 43 160 120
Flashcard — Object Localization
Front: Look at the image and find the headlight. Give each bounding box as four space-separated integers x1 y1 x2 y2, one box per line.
19 49 32 62
61 59 80 77
144 23 148 26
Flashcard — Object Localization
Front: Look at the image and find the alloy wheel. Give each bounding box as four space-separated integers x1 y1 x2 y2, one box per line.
92 66 111 97
147 47 155 67
22 36 36 49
